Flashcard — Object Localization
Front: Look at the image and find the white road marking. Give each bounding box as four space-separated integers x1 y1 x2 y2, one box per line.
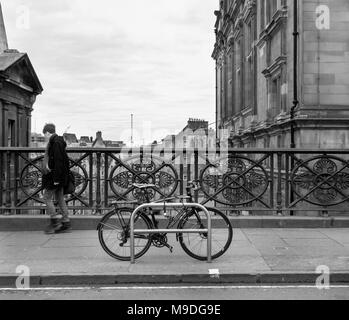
1 285 349 292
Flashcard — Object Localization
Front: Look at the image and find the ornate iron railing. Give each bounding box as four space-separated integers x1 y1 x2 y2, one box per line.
1 147 349 216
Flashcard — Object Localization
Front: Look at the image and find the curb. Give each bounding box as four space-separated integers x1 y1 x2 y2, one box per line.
1 272 349 287
1 216 349 231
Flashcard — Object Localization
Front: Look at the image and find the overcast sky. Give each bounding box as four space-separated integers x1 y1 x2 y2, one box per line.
2 0 217 145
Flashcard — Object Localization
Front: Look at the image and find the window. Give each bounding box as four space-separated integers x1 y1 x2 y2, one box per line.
223 57 228 119
246 56 253 107
245 20 254 108
216 65 222 126
26 118 30 146
271 75 281 116
7 120 15 147
235 39 243 111
227 49 234 117
221 62 224 118
236 69 242 112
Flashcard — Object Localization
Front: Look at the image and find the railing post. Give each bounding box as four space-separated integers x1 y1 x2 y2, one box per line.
276 152 283 215
187 150 191 188
89 153 93 209
194 149 199 202
285 152 290 215
5 151 12 215
104 152 109 209
0 152 3 215
96 152 102 214
290 151 295 216
179 152 184 196
269 152 274 212
14 151 19 215
0 152 2 215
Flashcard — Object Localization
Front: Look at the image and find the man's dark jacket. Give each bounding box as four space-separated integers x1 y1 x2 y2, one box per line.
42 134 70 190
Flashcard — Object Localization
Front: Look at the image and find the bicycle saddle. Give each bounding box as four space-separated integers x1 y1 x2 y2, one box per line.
133 183 157 189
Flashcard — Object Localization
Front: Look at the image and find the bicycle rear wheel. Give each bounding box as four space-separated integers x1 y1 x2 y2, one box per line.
178 207 233 261
98 208 152 261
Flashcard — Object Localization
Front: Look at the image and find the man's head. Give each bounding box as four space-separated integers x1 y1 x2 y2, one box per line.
43 123 56 139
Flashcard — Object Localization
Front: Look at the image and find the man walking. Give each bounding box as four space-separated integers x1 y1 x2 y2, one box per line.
42 123 72 234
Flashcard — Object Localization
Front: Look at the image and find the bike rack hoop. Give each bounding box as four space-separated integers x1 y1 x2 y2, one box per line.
130 203 212 264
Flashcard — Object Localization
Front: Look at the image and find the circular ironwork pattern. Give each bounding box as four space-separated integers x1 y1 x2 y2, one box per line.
291 156 349 206
19 156 88 204
109 155 179 202
200 156 269 206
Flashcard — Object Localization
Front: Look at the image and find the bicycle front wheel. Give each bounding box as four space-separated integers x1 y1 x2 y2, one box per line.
178 207 233 261
98 208 152 261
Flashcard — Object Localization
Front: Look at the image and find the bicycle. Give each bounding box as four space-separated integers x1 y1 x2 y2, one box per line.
97 181 233 261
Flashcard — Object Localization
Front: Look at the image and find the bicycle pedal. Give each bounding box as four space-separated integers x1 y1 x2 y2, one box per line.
163 243 174 253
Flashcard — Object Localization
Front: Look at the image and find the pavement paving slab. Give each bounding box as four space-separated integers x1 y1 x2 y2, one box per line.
272 229 330 239
319 230 349 244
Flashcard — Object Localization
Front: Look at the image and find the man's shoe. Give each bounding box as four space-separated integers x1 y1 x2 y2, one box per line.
45 219 63 234
55 221 72 233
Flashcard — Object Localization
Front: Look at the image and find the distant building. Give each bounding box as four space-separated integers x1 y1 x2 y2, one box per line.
63 133 79 146
161 119 216 150
92 131 106 148
90 131 126 148
76 136 91 147
162 135 176 149
176 119 216 150
159 119 216 181
0 3 43 147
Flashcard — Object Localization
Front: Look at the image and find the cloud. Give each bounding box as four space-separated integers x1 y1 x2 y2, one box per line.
1 0 217 143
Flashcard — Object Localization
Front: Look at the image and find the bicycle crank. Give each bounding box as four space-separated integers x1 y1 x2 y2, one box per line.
152 234 174 253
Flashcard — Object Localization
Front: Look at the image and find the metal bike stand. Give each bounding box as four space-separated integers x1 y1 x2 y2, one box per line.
130 203 212 264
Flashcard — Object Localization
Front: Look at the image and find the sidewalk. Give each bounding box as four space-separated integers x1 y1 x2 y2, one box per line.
1 229 349 287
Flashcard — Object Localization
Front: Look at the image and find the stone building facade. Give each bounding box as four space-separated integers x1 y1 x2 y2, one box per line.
213 0 349 149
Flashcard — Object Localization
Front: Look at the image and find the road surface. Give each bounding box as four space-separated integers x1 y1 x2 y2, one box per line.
1 284 349 300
